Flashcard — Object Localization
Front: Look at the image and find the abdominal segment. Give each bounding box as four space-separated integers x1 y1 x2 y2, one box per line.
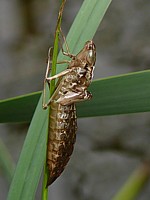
47 103 77 186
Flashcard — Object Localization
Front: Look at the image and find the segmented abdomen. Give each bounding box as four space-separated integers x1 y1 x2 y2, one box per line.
47 101 77 185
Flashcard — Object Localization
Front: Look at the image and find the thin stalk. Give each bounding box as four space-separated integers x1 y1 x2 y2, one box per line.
42 0 66 199
0 138 15 183
112 162 150 200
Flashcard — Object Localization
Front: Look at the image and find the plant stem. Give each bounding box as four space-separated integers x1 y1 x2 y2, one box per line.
112 162 150 200
42 0 66 199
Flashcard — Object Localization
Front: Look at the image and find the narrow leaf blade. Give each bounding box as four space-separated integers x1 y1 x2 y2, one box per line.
77 70 150 117
7 0 111 199
1 70 150 124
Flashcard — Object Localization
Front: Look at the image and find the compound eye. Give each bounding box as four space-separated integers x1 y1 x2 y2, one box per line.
84 41 96 64
87 50 96 64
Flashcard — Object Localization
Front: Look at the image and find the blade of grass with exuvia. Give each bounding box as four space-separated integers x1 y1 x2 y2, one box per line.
7 0 112 199
77 69 150 117
1 70 150 124
42 0 66 199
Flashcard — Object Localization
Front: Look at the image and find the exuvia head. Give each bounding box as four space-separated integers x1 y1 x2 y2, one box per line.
85 40 96 64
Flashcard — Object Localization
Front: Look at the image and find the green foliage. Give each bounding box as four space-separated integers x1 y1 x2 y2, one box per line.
112 163 150 200
1 70 150 124
0 92 40 123
4 0 112 199
0 139 15 183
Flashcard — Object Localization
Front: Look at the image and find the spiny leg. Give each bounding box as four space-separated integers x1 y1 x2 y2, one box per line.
43 67 75 109
42 48 74 109
42 47 53 109
43 29 76 109
59 27 75 59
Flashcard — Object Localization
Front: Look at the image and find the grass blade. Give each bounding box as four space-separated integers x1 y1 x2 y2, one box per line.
112 162 150 200
42 0 67 198
7 0 111 199
77 70 150 117
1 70 150 124
0 139 15 183
7 98 48 200
0 92 40 123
